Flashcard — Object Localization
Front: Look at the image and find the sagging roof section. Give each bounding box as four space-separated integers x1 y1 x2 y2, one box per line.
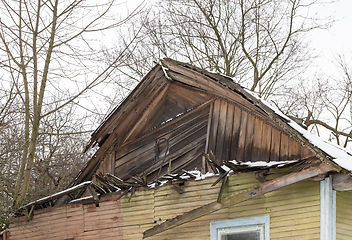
16 58 352 217
71 58 351 190
160 58 347 172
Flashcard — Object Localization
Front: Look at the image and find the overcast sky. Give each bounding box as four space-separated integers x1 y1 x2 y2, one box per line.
311 0 352 71
123 0 352 76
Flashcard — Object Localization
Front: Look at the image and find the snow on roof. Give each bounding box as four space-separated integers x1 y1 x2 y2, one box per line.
288 120 352 172
244 89 352 172
173 160 297 182
69 195 95 204
229 160 298 168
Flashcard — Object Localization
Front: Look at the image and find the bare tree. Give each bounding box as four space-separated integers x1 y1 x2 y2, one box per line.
0 0 143 210
306 56 352 148
275 52 352 149
0 88 95 230
117 0 330 100
116 0 352 150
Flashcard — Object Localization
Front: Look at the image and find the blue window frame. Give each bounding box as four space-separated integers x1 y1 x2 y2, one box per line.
210 215 270 240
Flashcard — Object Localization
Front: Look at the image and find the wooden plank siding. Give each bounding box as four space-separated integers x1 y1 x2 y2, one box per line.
76 67 170 184
95 96 314 182
207 99 313 163
8 169 321 240
228 169 321 240
336 191 352 240
136 82 211 139
75 59 317 188
114 101 211 180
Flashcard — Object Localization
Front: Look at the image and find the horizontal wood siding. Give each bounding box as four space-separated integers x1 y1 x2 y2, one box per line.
208 99 314 163
114 102 211 180
228 170 321 240
9 198 124 240
9 169 320 240
336 191 352 239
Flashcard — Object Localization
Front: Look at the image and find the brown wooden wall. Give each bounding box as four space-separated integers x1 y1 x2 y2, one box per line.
113 101 211 180
86 61 315 189
208 99 313 164
97 96 313 182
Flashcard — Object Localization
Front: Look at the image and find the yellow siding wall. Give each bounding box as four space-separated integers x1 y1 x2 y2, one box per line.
228 171 321 240
337 191 352 240
9 170 321 240
130 170 321 240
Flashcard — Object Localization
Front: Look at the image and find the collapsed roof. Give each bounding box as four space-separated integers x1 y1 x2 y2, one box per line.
16 58 352 216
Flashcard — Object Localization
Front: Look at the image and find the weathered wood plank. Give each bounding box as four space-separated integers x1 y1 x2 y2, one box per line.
97 69 167 146
123 84 169 143
204 101 214 172
146 136 206 179
208 99 221 160
236 109 247 161
301 143 314 158
243 114 255 161
168 82 211 109
215 100 228 163
280 133 289 160
166 59 341 170
141 82 211 136
114 100 211 162
77 75 169 183
289 140 298 159
140 98 168 136
260 122 272 162
252 117 263 161
230 106 241 160
270 128 281 161
222 103 234 161
97 152 115 176
116 120 207 181
87 65 163 147
114 105 210 178
162 62 269 119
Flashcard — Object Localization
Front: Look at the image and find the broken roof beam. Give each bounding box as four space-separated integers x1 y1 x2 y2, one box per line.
19 181 99 212
143 162 335 239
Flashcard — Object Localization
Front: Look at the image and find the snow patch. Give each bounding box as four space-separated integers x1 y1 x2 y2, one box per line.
159 60 172 80
229 160 298 168
69 195 94 203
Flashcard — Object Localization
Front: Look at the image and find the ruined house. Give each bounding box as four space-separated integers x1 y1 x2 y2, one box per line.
5 59 352 240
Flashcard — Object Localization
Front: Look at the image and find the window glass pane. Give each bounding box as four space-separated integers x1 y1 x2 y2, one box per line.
220 231 260 240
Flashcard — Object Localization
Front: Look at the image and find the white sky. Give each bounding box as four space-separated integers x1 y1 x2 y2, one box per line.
310 0 352 73
319 1 352 53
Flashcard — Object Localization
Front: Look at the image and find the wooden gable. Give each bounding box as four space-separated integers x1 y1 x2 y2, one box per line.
207 98 312 165
77 59 315 186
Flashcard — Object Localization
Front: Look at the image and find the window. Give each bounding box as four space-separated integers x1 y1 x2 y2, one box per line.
210 215 270 240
